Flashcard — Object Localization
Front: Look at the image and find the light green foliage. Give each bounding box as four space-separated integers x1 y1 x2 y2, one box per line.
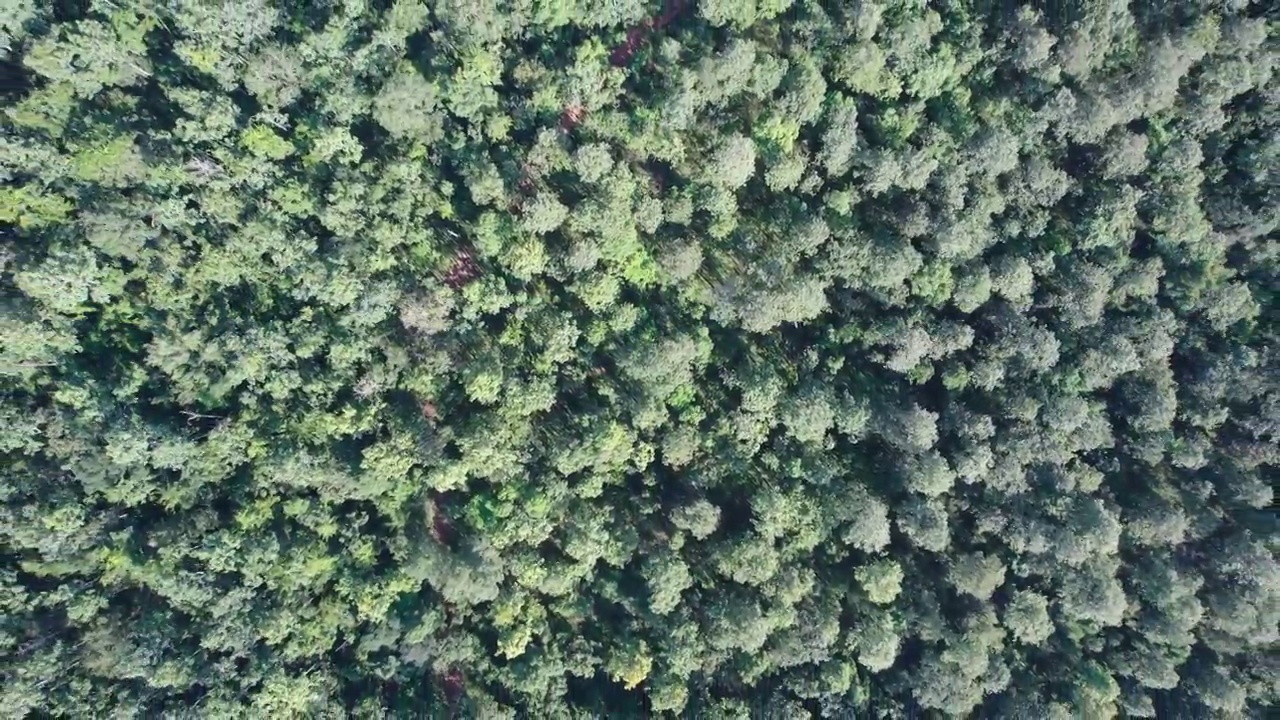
69 135 144 186
708 134 758 189
243 44 305 109
447 46 502 121
1004 590 1053 645
903 451 956 496
780 386 836 444
645 549 692 615
520 193 570 235
672 499 721 539
851 608 902 672
574 143 614 183
304 127 363 167
0 186 73 228
373 66 445 143
699 0 755 29
606 639 653 690
0 0 38 51
24 15 152 97
1 1 1275 718
857 560 904 605
241 124 294 160
840 486 892 553
949 552 1007 600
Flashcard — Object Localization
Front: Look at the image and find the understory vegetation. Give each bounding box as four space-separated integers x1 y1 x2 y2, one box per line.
1 0 1277 717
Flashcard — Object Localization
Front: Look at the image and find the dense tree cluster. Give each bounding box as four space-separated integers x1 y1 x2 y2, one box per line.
2 0 1277 717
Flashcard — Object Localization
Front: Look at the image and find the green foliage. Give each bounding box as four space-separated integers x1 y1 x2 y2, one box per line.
856 560 904 605
1 0 1276 717
241 124 295 160
0 186 72 228
1004 590 1054 646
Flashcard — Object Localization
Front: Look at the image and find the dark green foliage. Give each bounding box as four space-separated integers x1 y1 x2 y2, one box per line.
1 1 1277 717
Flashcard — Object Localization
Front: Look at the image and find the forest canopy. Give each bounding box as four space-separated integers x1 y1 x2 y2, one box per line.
1 0 1277 717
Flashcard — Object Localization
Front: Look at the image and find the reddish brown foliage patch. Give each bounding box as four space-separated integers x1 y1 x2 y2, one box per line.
509 165 539 214
443 250 479 288
429 501 456 546
561 103 586 131
610 25 650 66
419 400 439 421
516 170 536 193
609 0 689 67
443 668 465 717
